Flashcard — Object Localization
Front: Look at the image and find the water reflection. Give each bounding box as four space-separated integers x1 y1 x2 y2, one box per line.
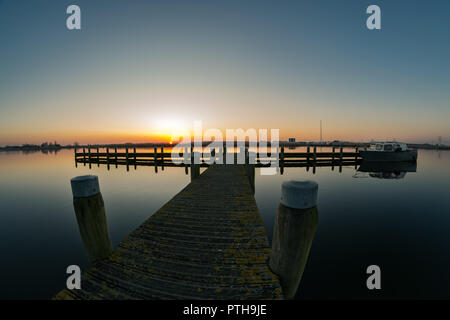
356 161 417 180
2 148 450 299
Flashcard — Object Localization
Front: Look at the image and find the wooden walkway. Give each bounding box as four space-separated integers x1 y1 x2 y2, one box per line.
54 165 283 300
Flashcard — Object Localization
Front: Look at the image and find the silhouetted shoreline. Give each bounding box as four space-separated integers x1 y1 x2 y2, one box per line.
1 141 449 152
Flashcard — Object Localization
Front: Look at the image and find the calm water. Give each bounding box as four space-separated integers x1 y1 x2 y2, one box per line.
0 148 449 299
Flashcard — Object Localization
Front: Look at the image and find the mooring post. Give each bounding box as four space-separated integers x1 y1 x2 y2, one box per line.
133 147 137 170
238 146 244 164
114 147 118 168
190 151 200 181
126 147 129 171
83 147 86 166
223 145 227 164
88 146 92 169
184 146 189 174
355 146 359 169
280 146 285 175
248 164 255 194
70 175 113 265
161 145 164 171
244 147 255 193
245 147 249 165
269 180 319 299
331 146 335 171
154 147 158 173
306 145 310 163
313 146 317 174
96 147 100 167
74 146 78 168
106 147 110 171
339 146 343 172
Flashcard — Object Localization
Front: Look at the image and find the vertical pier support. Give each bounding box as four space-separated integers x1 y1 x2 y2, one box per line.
106 147 110 171
88 146 92 169
154 147 158 173
74 147 78 168
280 146 284 175
161 146 164 171
191 151 200 181
184 147 189 175
313 146 317 174
223 145 227 164
244 147 255 193
306 145 310 163
331 146 335 171
126 147 129 172
133 147 137 170
269 180 319 299
70 175 113 265
114 147 118 168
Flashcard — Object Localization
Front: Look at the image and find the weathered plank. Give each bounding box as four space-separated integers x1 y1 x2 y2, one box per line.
55 165 282 300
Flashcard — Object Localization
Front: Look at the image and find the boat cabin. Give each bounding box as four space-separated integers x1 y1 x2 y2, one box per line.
368 142 408 152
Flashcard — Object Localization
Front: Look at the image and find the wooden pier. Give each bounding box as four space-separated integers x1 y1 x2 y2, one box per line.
55 164 283 299
74 145 362 173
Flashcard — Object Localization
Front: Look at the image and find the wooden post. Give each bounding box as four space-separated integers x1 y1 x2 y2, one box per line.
269 180 319 299
245 147 249 165
184 147 188 175
70 175 113 265
190 152 200 181
126 147 129 172
83 147 86 166
280 146 284 175
247 164 255 194
88 146 92 169
106 147 110 171
223 145 227 164
154 147 158 173
133 147 137 170
96 147 100 167
331 146 335 171
355 146 359 169
238 146 243 164
306 145 310 163
114 147 117 168
74 147 77 168
339 146 343 172
161 146 164 171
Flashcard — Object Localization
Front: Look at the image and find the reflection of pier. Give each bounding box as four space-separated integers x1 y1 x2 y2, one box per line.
74 145 362 174
357 161 417 180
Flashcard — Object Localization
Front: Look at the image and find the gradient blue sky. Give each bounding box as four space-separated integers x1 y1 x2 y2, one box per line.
0 0 449 145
